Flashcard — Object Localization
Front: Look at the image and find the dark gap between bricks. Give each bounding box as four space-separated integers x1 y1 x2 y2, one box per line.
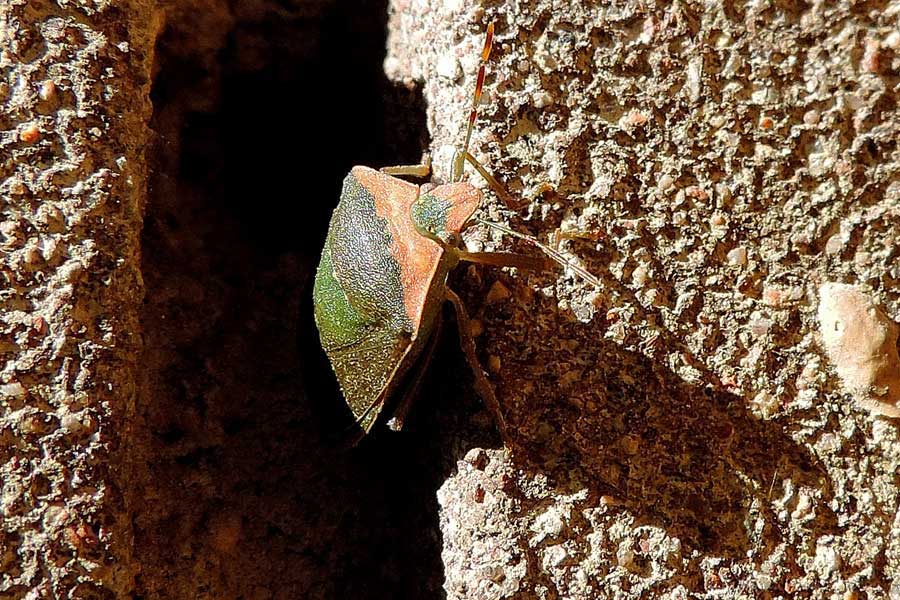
133 2 469 598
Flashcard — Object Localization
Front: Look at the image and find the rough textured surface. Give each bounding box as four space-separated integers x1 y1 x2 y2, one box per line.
5 0 900 598
386 1 900 598
0 0 154 597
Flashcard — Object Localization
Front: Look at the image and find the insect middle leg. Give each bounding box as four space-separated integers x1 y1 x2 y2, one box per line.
456 250 552 272
445 287 507 438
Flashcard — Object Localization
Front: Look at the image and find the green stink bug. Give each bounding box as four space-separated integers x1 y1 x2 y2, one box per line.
313 22 600 439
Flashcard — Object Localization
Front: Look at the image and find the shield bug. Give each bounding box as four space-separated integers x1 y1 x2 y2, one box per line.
313 22 600 439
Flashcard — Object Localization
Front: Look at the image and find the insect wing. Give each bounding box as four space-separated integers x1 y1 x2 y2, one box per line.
313 172 415 432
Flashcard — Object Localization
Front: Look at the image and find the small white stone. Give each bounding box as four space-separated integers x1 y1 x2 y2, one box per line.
61 412 88 434
541 544 568 569
531 507 565 541
686 56 703 102
751 390 779 418
749 312 772 337
658 174 675 192
436 54 461 81
533 90 554 108
825 234 844 255
727 246 748 266
0 382 26 400
792 491 814 520
632 265 649 287
884 31 900 51
616 543 635 569
813 538 840 579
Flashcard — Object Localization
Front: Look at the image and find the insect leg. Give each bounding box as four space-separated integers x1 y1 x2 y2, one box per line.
456 250 552 272
473 218 604 289
445 287 507 438
458 151 521 208
386 315 444 432
380 155 432 178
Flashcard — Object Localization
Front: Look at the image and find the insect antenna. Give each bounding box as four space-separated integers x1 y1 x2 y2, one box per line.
450 23 604 291
452 21 495 182
474 218 604 289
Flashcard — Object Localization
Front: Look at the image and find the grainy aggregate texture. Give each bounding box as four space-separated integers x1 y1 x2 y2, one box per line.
5 0 900 598
0 0 155 598
386 1 900 599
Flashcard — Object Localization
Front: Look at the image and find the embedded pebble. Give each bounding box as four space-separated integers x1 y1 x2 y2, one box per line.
813 538 840 579
762 284 802 308
531 506 565 542
825 234 845 255
436 54 461 81
20 123 40 143
541 544 567 569
39 80 56 101
748 312 772 337
631 265 649 287
486 281 511 304
861 39 881 74
726 246 748 266
818 283 900 417
657 174 674 192
619 109 649 131
0 382 27 401
533 90 554 108
616 543 635 569
751 390 779 418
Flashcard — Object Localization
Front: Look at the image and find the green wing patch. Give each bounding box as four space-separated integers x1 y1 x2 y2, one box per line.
312 173 416 432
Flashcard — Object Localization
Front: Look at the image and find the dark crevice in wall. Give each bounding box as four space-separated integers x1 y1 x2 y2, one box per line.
136 2 454 598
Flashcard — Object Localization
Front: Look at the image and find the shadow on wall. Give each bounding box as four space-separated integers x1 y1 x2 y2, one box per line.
452 244 839 589
134 1 474 598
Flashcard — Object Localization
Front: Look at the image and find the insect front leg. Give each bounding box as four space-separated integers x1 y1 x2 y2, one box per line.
380 154 432 179
457 151 521 209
